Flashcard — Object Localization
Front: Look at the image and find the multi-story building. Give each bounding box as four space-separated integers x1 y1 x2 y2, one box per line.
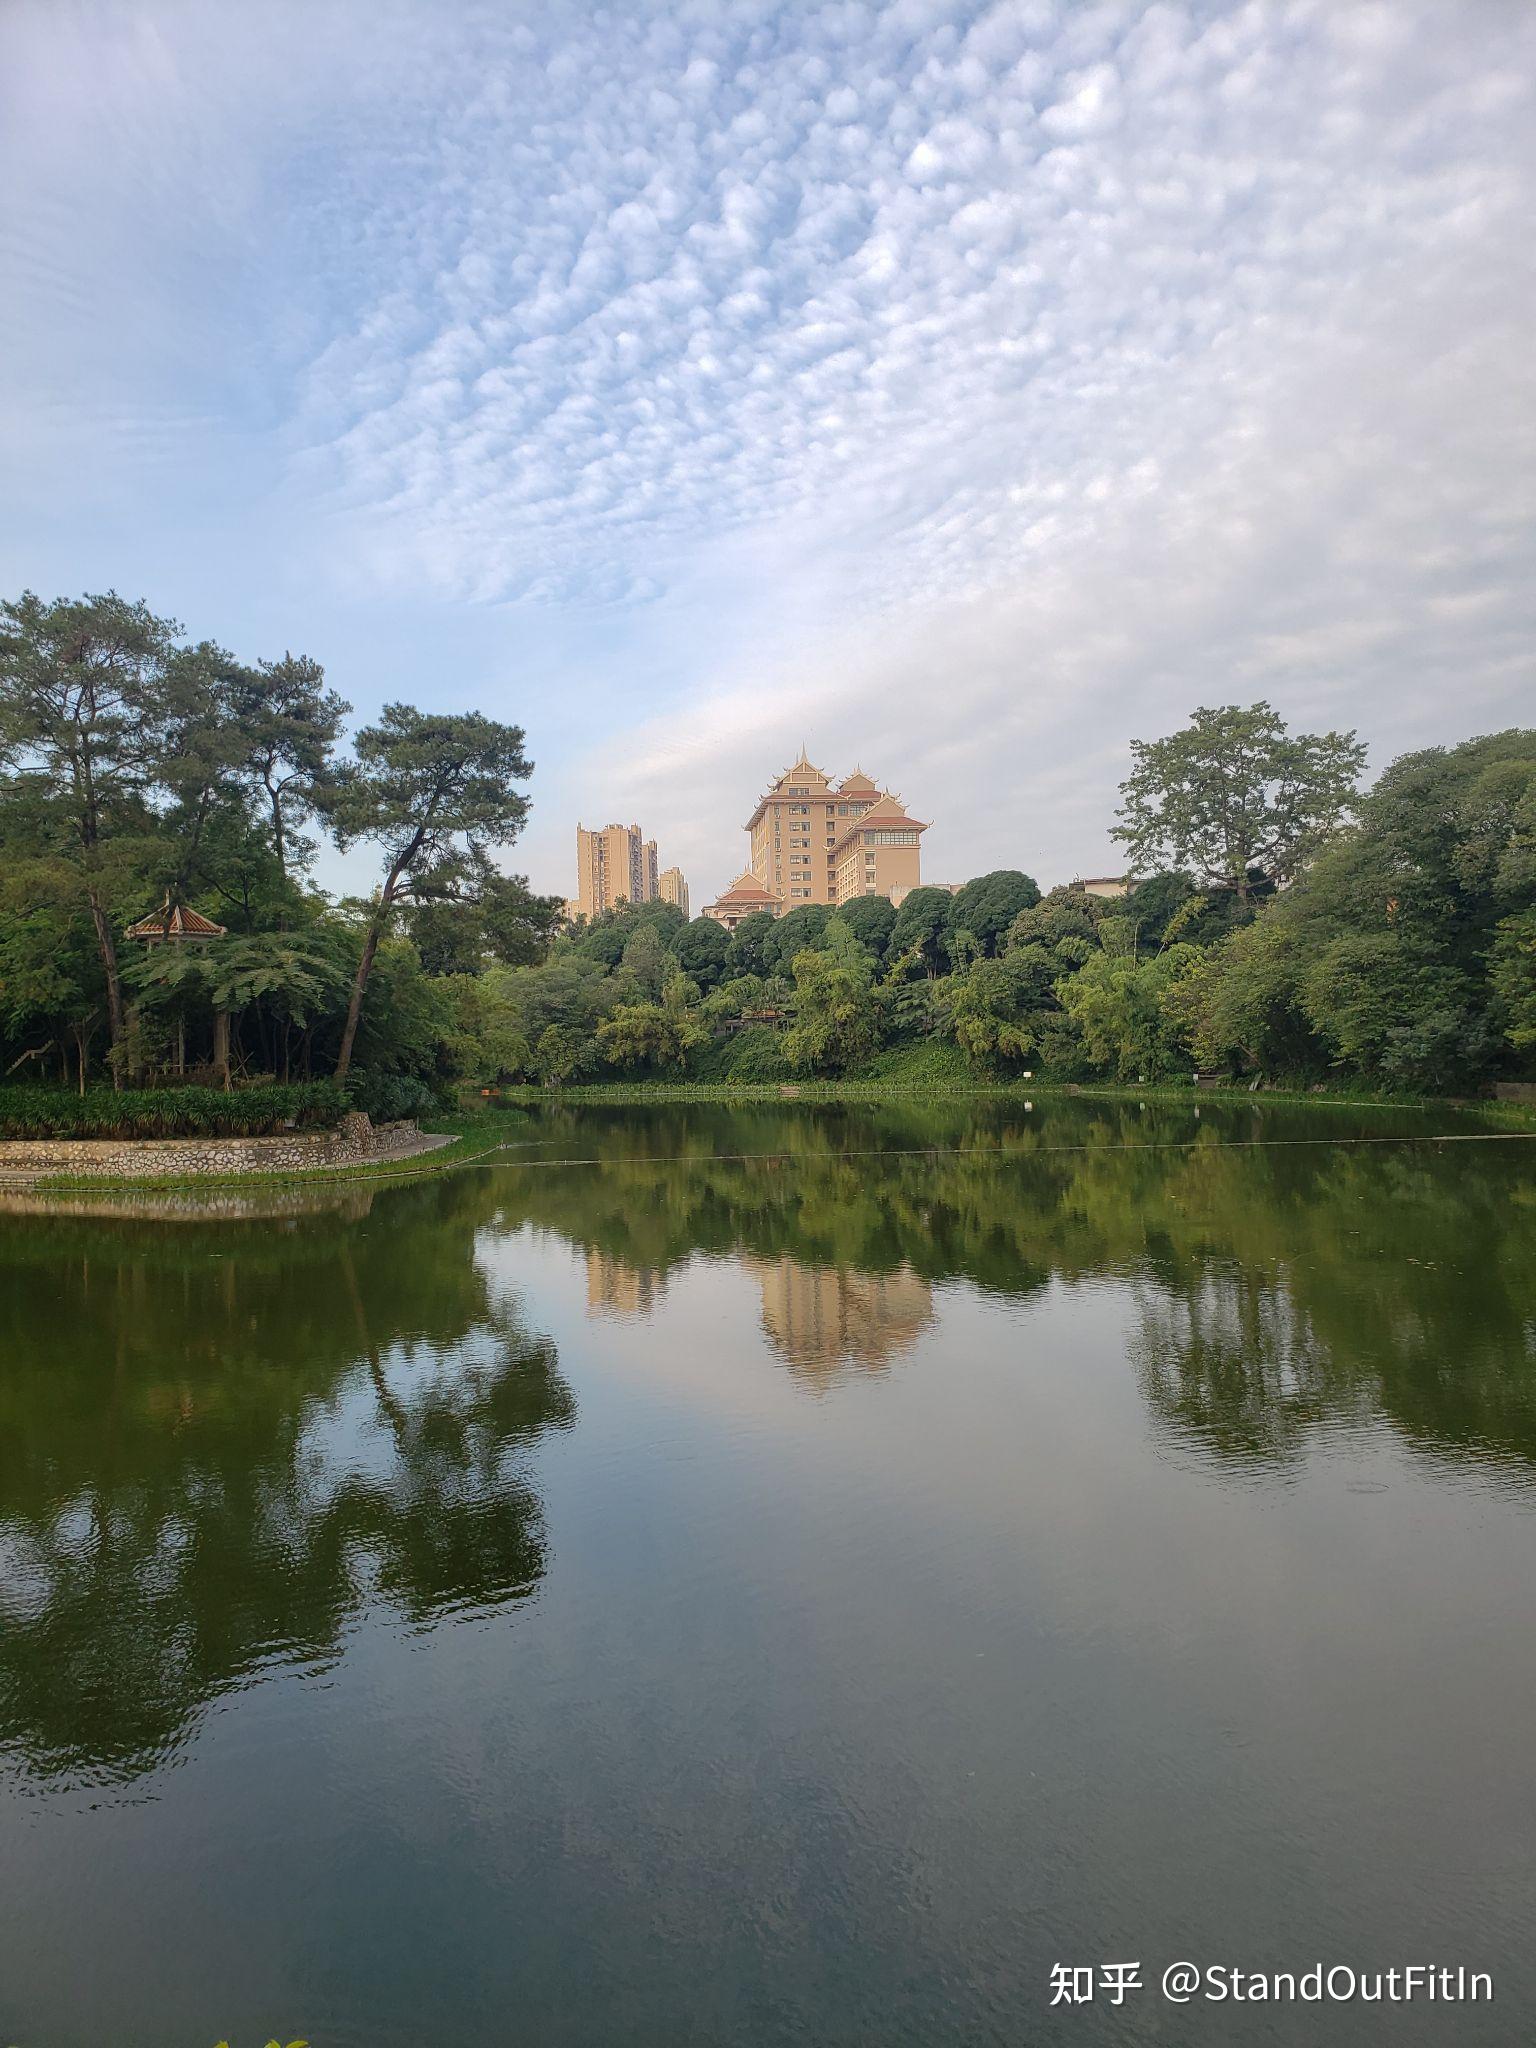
737 752 928 910
657 866 689 918
830 792 928 905
574 822 659 920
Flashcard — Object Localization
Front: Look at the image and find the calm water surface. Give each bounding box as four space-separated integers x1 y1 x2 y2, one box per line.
2 1096 1535 2046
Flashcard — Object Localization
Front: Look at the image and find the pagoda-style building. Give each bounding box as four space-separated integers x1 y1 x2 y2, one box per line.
701 870 783 932
726 751 928 914
123 896 231 1083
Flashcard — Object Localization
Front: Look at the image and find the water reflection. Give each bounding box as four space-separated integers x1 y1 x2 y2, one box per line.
4 1097 1533 1796
0 1178 573 1788
583 1237 934 1384
488 1098 1536 1468
745 1256 934 1386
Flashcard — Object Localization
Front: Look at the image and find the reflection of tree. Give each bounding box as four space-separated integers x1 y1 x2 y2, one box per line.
746 1257 934 1388
0 1176 572 1787
486 1099 1536 1472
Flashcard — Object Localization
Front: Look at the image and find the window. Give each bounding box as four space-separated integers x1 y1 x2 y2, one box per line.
868 829 918 846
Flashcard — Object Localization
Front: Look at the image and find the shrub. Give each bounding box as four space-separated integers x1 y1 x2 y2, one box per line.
342 1071 447 1122
0 1081 350 1142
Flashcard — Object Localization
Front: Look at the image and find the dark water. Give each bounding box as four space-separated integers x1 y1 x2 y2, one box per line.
2 1096 1535 2047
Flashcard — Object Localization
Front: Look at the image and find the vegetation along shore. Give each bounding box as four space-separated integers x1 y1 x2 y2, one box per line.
2 593 1533 1124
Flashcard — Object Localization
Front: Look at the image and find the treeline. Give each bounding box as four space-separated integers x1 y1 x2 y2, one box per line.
0 591 557 1109
451 706 1536 1093
3 590 1533 1102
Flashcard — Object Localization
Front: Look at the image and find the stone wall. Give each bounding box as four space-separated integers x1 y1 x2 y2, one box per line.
0 1110 426 1182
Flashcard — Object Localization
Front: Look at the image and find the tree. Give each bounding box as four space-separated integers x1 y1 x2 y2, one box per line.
1113 702 1365 905
1492 908 1536 1051
0 591 182 1064
408 868 561 976
669 916 730 990
1056 946 1202 1081
945 870 1041 957
725 910 777 977
596 976 705 1071
1162 920 1318 1076
1007 884 1104 959
762 902 829 973
234 654 349 879
324 705 533 1080
837 893 898 960
782 923 888 1074
619 921 670 1000
936 951 1054 1071
532 1021 599 1085
888 887 953 977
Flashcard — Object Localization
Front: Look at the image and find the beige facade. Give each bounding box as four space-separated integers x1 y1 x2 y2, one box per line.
658 866 689 918
742 753 927 910
747 1257 934 1386
575 821 659 920
702 871 782 931
1077 875 1131 899
830 792 928 906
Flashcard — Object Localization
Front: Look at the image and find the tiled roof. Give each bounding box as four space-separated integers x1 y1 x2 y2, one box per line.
830 793 929 851
123 898 228 941
707 871 781 906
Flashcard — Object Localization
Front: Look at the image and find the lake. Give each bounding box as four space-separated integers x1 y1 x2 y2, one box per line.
2 1095 1534 2046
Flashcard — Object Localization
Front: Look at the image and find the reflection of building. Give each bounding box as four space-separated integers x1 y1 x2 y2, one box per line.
729 751 928 911
747 1257 934 1387
658 867 690 918
585 1248 665 1318
575 822 660 920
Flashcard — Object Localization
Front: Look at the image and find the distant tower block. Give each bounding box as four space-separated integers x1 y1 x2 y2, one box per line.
575 822 660 920
658 867 689 918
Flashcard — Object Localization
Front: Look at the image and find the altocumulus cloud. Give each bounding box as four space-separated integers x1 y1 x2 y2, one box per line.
3 0 1534 895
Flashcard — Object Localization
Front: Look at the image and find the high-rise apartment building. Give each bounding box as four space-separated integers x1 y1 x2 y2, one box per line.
574 822 659 920
735 752 928 910
658 867 689 918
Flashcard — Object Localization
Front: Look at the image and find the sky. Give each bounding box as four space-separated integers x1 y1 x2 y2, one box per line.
3 0 1533 908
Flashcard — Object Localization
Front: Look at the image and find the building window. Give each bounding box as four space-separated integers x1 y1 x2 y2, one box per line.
868 829 918 846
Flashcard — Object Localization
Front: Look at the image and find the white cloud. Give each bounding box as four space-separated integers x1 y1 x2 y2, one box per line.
2 0 1533 902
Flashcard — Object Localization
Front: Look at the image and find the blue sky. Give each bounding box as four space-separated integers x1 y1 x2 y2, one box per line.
3 0 1533 906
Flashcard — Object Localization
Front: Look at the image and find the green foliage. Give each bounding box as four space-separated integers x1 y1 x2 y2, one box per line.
782 934 888 1075
323 703 534 1078
0 1080 348 1140
597 978 707 1071
1006 884 1103 957
836 892 898 959
1055 945 1203 1082
888 887 953 976
1492 907 1536 1050
343 1070 446 1122
1114 701 1366 900
408 870 560 975
725 909 778 976
945 869 1041 956
669 914 731 988
762 901 830 973
533 1022 600 1085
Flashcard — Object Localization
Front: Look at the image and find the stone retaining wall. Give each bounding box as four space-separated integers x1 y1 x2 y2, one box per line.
0 1110 422 1181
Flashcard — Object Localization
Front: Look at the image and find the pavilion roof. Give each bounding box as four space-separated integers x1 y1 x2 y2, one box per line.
123 897 228 941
